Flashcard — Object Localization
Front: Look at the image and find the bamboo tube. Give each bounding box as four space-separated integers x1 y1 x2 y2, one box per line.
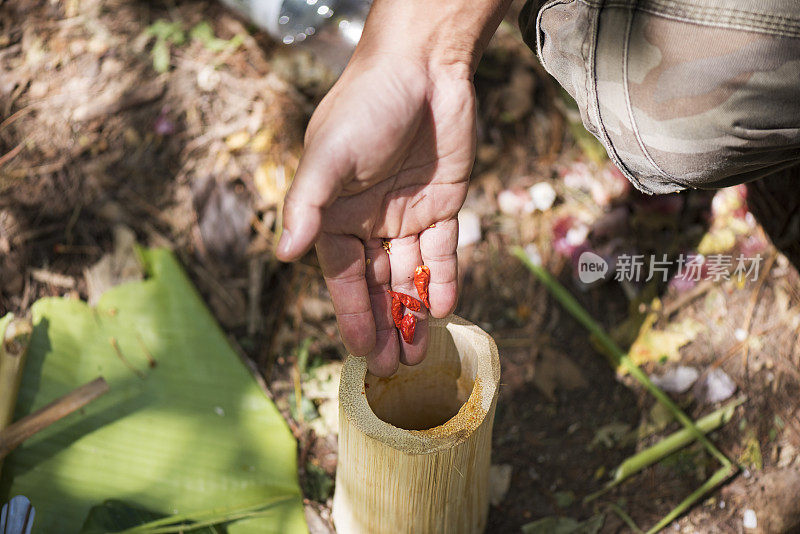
333 315 501 534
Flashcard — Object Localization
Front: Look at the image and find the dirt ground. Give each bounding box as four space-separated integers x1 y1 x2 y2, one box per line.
2 1 800 532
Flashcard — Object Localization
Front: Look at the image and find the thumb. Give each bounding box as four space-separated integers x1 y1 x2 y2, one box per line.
276 136 349 262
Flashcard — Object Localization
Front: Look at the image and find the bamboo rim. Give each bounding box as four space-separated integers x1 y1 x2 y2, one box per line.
338 315 501 455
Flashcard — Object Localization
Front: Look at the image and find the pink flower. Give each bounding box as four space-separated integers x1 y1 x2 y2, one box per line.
552 215 589 257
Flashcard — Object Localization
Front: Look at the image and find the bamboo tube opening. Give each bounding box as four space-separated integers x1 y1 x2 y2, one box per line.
365 332 474 430
334 315 500 534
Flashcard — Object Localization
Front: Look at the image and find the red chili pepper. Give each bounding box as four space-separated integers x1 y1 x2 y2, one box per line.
413 265 431 309
388 291 421 312
399 313 416 343
390 291 403 329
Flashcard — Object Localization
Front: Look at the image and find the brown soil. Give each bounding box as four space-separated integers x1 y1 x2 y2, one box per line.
2 1 799 533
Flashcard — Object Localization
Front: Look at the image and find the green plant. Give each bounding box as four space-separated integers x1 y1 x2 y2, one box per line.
512 247 738 534
190 22 244 53
145 19 185 73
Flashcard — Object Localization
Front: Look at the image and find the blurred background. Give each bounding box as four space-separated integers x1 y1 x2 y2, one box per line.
2 0 799 531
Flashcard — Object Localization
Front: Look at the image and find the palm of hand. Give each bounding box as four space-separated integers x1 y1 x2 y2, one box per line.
281 55 476 375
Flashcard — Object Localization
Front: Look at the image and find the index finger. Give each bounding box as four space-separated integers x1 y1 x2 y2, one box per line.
316 232 376 357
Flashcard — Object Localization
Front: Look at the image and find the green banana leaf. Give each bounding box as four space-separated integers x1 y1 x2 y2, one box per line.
0 249 307 533
79 499 220 533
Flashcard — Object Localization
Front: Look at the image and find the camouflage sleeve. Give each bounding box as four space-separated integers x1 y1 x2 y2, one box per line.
518 0 800 194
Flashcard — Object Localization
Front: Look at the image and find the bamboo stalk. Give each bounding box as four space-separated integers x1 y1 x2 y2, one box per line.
586 397 743 503
333 315 501 534
608 503 644 534
0 377 109 461
511 247 739 532
0 316 33 477
645 465 734 534
611 398 742 486
511 247 731 466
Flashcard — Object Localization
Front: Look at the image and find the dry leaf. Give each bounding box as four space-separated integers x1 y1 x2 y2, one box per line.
489 464 513 506
225 130 250 150
254 161 290 207
628 316 705 367
532 348 588 401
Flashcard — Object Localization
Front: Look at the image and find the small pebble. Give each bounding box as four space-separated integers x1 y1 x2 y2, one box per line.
197 65 221 91
694 368 737 404
651 366 699 394
565 224 590 247
457 210 481 248
524 243 542 266
734 328 747 342
528 182 557 211
743 509 757 530
154 109 175 136
497 189 534 216
214 406 225 416
488 464 513 506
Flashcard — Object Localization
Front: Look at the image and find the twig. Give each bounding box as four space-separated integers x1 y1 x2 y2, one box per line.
608 503 644 534
30 268 77 289
741 252 777 375
0 316 33 477
0 317 32 429
0 142 24 167
247 256 265 337
663 280 714 317
0 105 34 132
135 335 158 368
645 466 734 534
11 223 64 246
110 337 146 379
710 324 780 371
0 377 109 461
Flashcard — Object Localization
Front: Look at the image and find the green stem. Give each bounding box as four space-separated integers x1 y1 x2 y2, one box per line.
512 247 740 533
511 247 732 467
609 503 644 534
645 465 735 534
586 398 743 503
119 497 295 533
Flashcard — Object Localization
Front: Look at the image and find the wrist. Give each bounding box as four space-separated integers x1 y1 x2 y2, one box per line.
353 0 512 79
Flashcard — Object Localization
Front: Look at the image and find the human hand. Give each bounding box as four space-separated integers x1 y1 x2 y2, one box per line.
276 0 510 376
276 52 474 376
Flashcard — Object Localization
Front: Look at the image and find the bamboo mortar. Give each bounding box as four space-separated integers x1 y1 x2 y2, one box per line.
333 315 500 534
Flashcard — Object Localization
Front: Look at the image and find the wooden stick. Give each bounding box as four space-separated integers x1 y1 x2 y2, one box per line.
0 377 109 461
0 317 33 430
0 317 33 482
333 315 501 534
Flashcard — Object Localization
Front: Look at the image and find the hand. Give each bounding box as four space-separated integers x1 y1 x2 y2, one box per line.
276 52 476 376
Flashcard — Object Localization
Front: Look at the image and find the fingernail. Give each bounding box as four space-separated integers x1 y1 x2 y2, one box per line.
277 229 292 258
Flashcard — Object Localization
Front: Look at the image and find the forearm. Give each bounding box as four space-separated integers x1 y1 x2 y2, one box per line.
355 0 513 78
